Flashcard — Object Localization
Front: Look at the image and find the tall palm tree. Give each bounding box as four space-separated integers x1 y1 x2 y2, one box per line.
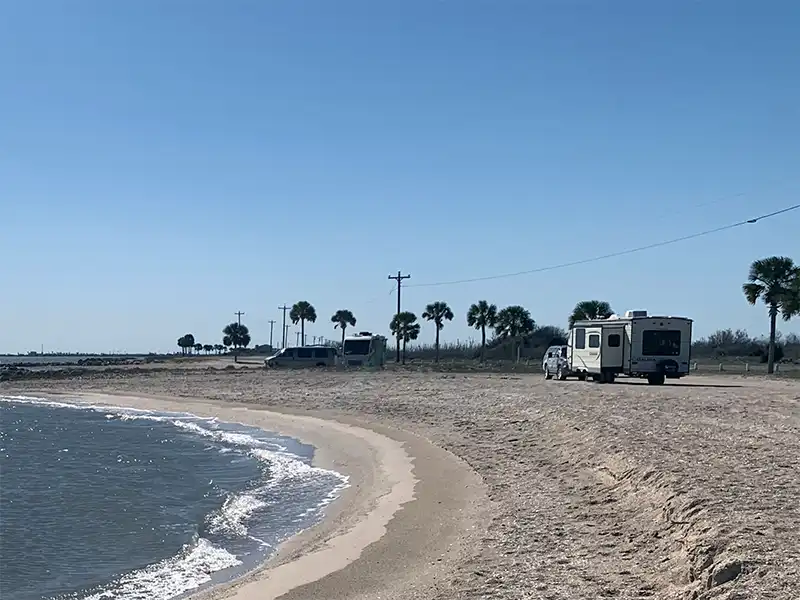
203 344 214 355
193 343 203 354
331 309 357 347
389 311 420 365
290 301 317 345
742 256 800 374
467 300 498 362
495 305 536 363
222 322 251 363
422 301 454 363
568 300 614 327
177 333 195 355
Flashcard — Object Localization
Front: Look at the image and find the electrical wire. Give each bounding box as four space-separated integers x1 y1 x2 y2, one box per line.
361 285 397 306
405 204 800 289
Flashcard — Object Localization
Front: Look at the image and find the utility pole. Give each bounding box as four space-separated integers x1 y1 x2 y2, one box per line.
296 331 301 346
284 324 290 347
278 305 290 348
267 320 276 349
235 311 245 326
388 270 411 363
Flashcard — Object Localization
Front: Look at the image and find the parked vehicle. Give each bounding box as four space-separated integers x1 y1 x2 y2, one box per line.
265 345 337 368
559 310 693 385
542 345 575 380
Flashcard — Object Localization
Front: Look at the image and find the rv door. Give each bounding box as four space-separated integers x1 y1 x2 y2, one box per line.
601 327 625 370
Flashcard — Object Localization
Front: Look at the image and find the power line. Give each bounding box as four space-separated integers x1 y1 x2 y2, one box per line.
406 204 800 289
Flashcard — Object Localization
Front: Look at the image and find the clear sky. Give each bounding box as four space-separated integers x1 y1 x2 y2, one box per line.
1 0 799 354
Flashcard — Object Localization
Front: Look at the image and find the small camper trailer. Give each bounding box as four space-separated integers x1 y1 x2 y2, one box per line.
560 310 692 385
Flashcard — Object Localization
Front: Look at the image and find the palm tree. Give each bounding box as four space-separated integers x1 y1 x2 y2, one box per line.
214 344 225 355
331 309 357 347
290 301 317 345
495 305 536 363
742 256 800 374
422 301 454 363
203 344 214 355
467 300 498 362
389 311 420 365
176 333 195 355
222 322 251 363
193 343 203 354
568 300 614 327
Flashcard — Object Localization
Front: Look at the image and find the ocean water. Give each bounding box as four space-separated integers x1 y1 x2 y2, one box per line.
0 395 348 600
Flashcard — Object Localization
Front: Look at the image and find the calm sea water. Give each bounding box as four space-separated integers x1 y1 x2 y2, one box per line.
0 396 348 600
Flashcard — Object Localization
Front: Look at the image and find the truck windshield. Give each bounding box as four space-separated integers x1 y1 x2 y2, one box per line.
343 339 371 355
642 330 681 356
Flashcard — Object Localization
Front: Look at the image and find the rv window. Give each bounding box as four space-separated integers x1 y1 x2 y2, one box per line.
608 334 621 348
588 334 600 348
297 348 313 359
574 329 586 349
343 339 371 355
642 330 681 356
314 348 330 359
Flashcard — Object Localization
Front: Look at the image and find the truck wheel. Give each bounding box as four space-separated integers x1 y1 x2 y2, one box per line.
557 366 567 380
544 368 553 380
647 373 665 385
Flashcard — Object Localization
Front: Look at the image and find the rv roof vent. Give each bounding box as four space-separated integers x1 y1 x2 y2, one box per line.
358 331 372 336
607 313 620 320
624 310 648 318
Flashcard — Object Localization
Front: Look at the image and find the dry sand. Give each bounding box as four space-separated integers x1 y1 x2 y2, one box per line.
4 367 800 600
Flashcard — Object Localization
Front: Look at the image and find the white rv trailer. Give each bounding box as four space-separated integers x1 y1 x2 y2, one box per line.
341 331 388 367
562 310 692 385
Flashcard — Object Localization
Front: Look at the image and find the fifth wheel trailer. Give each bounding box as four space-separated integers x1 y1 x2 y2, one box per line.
564 310 693 385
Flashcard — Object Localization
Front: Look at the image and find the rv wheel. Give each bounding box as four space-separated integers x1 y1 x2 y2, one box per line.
647 373 666 386
577 373 587 381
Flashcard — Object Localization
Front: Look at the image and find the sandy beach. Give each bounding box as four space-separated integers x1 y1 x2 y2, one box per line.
4 366 800 600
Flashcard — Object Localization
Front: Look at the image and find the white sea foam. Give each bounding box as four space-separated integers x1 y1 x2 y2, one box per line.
206 493 268 539
80 537 241 600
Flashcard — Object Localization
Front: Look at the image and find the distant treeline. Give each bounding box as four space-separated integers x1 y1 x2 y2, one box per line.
400 326 800 363
692 329 799 362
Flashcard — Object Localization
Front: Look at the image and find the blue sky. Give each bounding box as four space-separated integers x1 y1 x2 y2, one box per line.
1 0 798 354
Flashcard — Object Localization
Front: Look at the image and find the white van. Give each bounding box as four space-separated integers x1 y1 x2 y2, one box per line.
265 346 337 368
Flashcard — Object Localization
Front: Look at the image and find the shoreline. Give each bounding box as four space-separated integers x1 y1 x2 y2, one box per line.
22 389 486 600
